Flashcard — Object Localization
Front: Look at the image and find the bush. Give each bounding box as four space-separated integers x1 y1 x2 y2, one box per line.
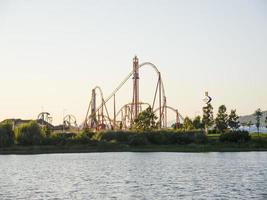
74 131 94 144
219 131 250 143
171 131 206 144
42 131 97 145
174 132 195 144
0 122 14 147
15 121 44 145
129 134 149 146
194 132 208 144
82 128 94 138
145 130 175 145
141 130 206 145
93 131 135 143
43 132 76 145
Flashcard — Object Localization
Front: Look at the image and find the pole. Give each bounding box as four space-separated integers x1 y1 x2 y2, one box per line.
159 73 162 128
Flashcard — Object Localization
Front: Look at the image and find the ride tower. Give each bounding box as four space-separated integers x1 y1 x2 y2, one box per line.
132 56 139 123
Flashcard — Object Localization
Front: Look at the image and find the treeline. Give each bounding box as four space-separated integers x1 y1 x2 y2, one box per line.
178 105 240 133
0 120 251 148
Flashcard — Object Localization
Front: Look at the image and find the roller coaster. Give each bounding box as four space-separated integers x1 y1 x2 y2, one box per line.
84 56 184 131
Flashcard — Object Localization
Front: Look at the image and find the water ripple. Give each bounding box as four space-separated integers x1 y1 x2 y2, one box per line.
0 152 267 199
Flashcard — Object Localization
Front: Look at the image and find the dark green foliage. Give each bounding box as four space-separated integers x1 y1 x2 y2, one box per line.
15 121 44 145
193 116 204 130
202 103 214 133
0 122 14 147
93 131 135 143
43 132 76 145
254 108 262 136
208 129 219 134
215 105 228 133
73 131 94 145
172 131 207 144
144 130 207 145
133 106 158 131
43 125 52 137
82 128 94 138
41 131 98 146
90 130 207 145
128 134 149 146
145 131 175 144
228 109 240 130
220 131 251 143
183 117 194 130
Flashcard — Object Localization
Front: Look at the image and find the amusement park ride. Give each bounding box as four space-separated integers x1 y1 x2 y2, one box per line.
83 56 184 131
35 56 183 131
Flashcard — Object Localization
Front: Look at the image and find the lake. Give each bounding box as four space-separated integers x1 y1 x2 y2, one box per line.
0 152 266 199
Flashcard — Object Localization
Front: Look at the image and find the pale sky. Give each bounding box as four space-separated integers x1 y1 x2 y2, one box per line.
0 0 266 125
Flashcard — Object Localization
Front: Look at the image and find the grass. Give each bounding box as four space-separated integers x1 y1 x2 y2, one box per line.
1 137 267 154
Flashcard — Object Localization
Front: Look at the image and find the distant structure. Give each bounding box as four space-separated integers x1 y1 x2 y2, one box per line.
84 56 183 130
63 114 78 130
203 91 212 104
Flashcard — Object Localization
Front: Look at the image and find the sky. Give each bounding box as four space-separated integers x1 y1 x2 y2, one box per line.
0 0 266 125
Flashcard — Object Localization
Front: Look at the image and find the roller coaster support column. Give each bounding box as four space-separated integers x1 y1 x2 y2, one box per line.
176 109 179 129
91 89 96 128
159 73 162 128
132 56 139 123
113 94 116 129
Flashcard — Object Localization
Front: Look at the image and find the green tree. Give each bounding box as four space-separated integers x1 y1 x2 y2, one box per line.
254 108 262 137
215 105 228 133
228 109 240 130
133 106 158 131
183 117 194 130
265 116 267 128
0 122 14 147
202 103 214 134
15 121 44 145
192 116 204 130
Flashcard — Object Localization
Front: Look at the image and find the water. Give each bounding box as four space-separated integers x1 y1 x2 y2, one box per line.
0 152 267 200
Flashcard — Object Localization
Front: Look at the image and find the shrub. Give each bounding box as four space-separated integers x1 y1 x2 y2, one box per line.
74 131 94 144
174 132 195 144
43 132 76 145
82 128 94 138
43 125 52 137
219 131 250 143
145 131 175 145
0 122 14 147
194 132 208 144
15 121 44 145
172 131 207 144
129 134 149 146
93 131 135 143
142 130 207 145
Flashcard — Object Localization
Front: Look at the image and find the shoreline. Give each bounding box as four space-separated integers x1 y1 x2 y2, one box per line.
1 144 267 155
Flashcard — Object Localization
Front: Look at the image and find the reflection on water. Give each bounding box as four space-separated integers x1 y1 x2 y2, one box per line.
0 152 267 199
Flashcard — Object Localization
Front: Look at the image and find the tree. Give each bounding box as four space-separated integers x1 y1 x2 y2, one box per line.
215 105 228 133
0 122 14 147
228 109 240 130
133 106 158 131
183 117 194 130
202 103 214 134
265 116 267 128
15 121 44 145
192 116 204 130
254 108 262 137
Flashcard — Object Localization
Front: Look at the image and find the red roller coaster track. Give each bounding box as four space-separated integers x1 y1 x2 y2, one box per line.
84 56 183 130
